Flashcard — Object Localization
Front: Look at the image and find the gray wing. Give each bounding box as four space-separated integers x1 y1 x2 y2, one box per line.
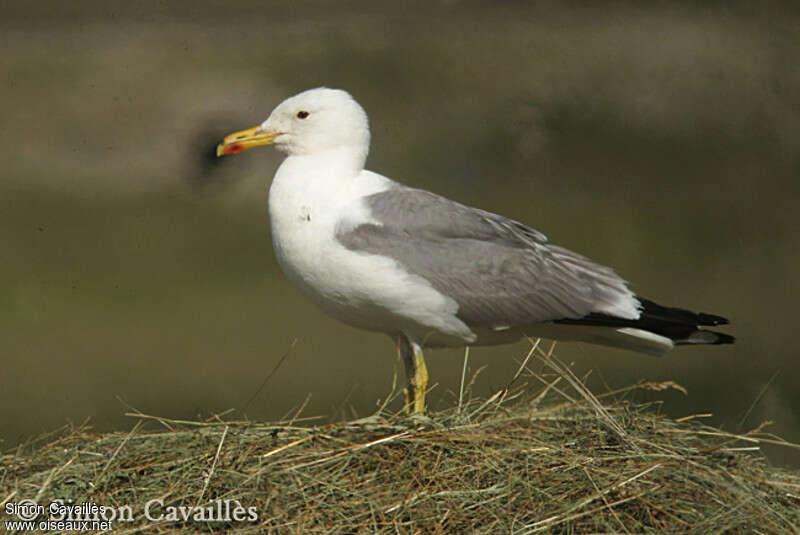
336 186 638 328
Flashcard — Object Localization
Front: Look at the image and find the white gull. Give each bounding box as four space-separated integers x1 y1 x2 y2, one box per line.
217 87 733 414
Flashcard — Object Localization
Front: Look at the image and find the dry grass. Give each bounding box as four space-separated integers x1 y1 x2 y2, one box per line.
2 344 799 534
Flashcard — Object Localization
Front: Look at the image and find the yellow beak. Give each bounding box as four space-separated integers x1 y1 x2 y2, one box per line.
216 126 280 157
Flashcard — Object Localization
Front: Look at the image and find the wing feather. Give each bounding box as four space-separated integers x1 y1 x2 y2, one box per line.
336 187 639 328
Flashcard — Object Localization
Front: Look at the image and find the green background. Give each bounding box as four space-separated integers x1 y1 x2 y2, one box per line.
2 2 798 466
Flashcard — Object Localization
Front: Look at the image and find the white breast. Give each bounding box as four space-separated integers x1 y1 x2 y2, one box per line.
267 154 474 344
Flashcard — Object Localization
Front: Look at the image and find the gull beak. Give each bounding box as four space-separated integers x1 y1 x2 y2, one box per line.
216 126 280 157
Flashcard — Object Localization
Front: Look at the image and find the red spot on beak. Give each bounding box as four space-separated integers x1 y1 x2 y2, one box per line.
226 143 244 155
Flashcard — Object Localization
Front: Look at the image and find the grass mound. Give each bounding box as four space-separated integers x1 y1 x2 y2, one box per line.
2 347 799 534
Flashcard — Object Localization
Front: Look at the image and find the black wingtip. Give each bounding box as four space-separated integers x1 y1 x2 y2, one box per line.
711 331 736 344
638 299 730 327
674 328 735 347
556 297 735 348
697 312 729 326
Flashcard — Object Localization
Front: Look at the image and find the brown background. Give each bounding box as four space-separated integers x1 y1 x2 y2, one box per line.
1 1 798 466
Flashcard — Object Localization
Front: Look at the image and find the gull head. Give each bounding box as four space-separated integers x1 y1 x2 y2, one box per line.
217 88 370 159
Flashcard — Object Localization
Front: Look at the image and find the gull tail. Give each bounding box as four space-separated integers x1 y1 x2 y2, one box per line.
554 298 735 356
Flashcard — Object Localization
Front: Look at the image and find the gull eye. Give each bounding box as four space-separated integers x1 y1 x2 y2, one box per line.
296 111 310 119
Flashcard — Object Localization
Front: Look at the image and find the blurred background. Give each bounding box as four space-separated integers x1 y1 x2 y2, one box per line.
2 2 798 466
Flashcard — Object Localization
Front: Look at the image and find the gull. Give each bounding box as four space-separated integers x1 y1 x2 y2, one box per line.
217 88 733 415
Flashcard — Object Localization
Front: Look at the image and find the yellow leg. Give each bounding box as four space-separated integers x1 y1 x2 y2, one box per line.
398 337 428 415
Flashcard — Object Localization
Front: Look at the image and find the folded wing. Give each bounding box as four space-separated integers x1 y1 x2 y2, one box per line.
336 186 641 329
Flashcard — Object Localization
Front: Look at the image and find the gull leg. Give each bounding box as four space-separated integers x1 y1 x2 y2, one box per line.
397 336 428 415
